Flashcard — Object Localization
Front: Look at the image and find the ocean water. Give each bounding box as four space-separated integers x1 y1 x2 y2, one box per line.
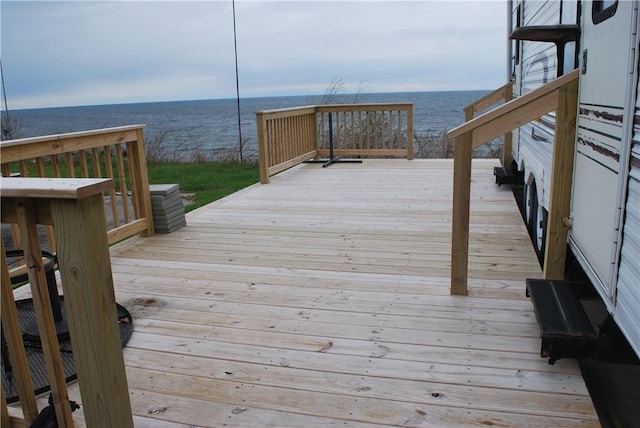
5 90 488 157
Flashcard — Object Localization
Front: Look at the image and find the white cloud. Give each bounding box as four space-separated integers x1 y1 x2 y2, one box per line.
1 0 507 109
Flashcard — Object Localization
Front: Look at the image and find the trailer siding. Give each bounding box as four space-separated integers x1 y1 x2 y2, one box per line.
615 95 640 356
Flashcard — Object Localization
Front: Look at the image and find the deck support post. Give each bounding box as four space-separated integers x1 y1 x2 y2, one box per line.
502 83 514 168
448 70 580 296
50 193 134 428
543 79 579 279
257 112 270 184
15 198 76 427
451 131 472 295
1 241 39 424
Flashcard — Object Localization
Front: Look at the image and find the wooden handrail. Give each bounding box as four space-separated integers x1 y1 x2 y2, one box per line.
449 69 580 295
462 81 514 167
1 125 155 251
256 103 414 183
450 70 578 141
463 81 514 116
1 178 134 427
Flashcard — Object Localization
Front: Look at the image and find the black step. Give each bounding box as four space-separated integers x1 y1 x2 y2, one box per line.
526 279 598 364
493 166 518 186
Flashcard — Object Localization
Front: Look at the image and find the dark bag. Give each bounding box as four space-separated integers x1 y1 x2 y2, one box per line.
29 394 80 428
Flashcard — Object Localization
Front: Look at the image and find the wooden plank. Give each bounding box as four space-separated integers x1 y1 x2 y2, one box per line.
503 82 514 167
1 241 39 424
316 148 406 157
449 69 578 139
130 129 154 237
451 133 472 295
544 77 579 279
472 90 559 148
101 159 595 425
107 218 150 245
266 150 317 177
464 81 513 115
0 126 143 163
125 366 596 427
0 178 113 199
122 347 595 419
15 199 74 427
50 194 134 427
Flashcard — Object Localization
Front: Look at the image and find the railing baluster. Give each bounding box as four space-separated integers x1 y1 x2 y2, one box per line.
65 152 75 178
1 241 39 424
79 150 89 177
115 143 131 224
15 198 75 426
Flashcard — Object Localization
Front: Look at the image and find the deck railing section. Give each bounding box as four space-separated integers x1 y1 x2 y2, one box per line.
0 125 154 250
463 81 514 167
1 178 134 428
256 103 414 184
448 69 580 295
316 104 413 159
256 107 318 184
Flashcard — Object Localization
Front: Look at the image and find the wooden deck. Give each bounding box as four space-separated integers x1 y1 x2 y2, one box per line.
17 159 599 426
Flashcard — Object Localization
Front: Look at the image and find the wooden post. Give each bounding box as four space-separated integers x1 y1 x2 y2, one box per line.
1 241 39 424
503 83 514 167
49 192 134 428
129 128 155 237
407 105 414 160
450 131 472 296
1 385 9 428
15 198 75 427
257 112 270 184
543 80 579 279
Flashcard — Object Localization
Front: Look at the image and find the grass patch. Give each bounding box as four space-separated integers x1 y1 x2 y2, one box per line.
146 161 260 212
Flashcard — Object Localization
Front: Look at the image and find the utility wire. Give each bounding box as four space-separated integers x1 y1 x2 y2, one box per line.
232 0 243 162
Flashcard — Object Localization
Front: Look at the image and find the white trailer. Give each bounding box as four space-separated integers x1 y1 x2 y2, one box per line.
508 0 640 358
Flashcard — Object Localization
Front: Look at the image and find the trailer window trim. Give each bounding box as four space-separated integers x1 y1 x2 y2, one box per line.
592 0 618 24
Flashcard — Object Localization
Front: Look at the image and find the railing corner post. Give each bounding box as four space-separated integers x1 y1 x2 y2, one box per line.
407 105 414 160
256 112 270 184
134 127 155 237
451 132 472 296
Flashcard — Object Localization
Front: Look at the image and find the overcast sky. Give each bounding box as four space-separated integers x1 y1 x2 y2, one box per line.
1 0 507 110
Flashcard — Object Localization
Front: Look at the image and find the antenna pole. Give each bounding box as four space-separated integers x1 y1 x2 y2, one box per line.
1 59 9 120
232 0 243 162
1 58 11 140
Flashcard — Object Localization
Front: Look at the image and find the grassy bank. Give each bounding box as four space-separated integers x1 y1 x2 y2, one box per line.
146 161 260 212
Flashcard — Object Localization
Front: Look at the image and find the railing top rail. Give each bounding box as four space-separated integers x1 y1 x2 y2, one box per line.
0 124 145 148
257 102 414 116
256 105 317 115
464 81 514 114
1 177 113 200
315 103 413 112
448 69 579 140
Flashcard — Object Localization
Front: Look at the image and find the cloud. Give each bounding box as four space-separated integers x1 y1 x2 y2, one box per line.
1 0 507 109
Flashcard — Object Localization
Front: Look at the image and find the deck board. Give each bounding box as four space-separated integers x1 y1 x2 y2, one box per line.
14 159 598 426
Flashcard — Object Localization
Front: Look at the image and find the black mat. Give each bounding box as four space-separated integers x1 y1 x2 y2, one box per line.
580 358 640 428
1 298 133 404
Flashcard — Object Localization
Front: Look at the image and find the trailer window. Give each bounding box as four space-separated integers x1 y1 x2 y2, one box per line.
592 0 617 24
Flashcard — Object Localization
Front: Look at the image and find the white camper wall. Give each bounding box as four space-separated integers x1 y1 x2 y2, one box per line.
614 71 640 358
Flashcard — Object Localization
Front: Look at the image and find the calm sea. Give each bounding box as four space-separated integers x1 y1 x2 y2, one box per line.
6 91 488 157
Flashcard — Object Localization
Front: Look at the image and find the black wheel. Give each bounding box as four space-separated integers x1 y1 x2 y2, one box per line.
526 180 547 265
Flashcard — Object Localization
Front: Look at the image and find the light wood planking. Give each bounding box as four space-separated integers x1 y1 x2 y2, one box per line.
11 159 596 426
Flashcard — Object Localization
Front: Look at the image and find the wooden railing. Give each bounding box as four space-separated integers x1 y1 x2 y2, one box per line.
1 178 134 427
448 69 580 295
0 125 154 251
463 81 514 167
256 103 413 184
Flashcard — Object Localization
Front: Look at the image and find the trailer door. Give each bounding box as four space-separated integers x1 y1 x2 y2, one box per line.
570 0 637 301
